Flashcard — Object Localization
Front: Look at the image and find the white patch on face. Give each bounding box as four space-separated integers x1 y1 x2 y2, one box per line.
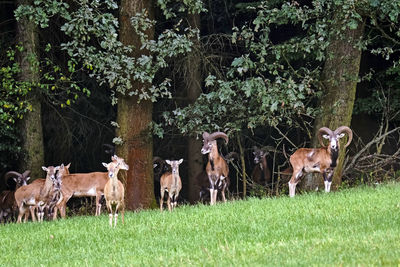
330 138 337 149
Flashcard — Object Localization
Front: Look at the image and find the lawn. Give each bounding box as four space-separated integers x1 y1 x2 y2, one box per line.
1 183 400 266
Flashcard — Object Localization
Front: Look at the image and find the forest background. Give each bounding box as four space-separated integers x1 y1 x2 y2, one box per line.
1 0 399 211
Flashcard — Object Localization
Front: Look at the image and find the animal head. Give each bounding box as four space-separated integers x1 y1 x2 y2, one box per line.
4 170 31 188
42 165 61 187
111 155 129 171
102 161 120 179
165 159 183 175
252 146 268 164
201 131 229 154
318 126 353 151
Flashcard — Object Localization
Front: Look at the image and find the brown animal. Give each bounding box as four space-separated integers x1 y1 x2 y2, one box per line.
160 159 183 211
288 126 353 197
103 159 129 227
55 155 128 218
0 170 30 223
251 146 271 186
201 131 229 205
15 165 61 223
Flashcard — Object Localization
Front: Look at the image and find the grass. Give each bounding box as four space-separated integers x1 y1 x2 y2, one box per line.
1 183 400 266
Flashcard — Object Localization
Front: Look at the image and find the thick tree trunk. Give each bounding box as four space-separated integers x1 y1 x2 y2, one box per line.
16 0 44 180
185 13 203 204
117 0 156 210
303 18 366 191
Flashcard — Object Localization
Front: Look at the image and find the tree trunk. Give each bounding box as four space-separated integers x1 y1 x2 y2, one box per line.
185 13 203 204
303 17 366 191
117 0 156 210
16 0 44 180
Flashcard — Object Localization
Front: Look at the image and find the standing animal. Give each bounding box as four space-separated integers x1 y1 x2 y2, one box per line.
288 126 353 197
103 159 129 227
201 131 230 205
15 165 60 223
160 159 183 211
55 155 128 218
0 170 30 223
251 146 271 186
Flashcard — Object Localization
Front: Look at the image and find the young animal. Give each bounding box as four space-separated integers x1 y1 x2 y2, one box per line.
103 159 129 227
201 131 230 205
159 159 183 211
288 126 353 197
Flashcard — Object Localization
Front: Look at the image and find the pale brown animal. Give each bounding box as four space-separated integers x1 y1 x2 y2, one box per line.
201 131 229 205
288 126 353 197
103 159 129 227
55 155 128 218
160 159 183 211
15 165 60 223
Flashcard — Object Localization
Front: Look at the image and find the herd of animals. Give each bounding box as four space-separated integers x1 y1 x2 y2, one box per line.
0 126 352 227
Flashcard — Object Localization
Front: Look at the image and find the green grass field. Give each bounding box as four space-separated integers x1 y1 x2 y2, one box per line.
1 183 400 266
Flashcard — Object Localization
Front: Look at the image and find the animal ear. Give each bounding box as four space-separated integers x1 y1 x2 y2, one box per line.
178 159 183 164
42 166 48 172
338 133 346 139
153 163 158 168
13 177 17 182
102 162 108 168
27 177 30 181
66 163 71 169
166 160 171 165
322 134 330 140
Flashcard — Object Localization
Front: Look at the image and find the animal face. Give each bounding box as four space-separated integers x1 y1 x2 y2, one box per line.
166 159 183 175
201 139 214 154
112 155 129 170
323 133 346 151
253 150 267 164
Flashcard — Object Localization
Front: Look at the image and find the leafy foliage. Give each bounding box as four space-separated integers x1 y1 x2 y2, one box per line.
163 0 400 138
15 0 203 103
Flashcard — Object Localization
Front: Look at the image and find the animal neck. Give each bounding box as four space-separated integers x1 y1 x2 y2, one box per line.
327 146 339 168
172 171 179 187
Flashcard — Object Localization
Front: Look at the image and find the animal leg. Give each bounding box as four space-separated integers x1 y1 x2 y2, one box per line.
95 192 102 216
160 189 165 211
167 192 172 211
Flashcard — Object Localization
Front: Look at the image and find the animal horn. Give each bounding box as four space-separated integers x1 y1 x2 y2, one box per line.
4 171 22 182
208 132 229 144
202 132 210 140
22 170 31 178
334 126 353 148
317 127 333 147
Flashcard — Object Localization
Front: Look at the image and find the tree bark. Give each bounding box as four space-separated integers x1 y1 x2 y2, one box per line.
303 17 366 191
16 0 45 180
117 0 156 210
185 13 203 204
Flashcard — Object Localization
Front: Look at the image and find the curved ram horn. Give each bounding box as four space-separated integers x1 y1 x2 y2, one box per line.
334 126 353 148
317 127 333 147
21 170 31 179
208 132 229 144
202 132 210 140
4 171 22 182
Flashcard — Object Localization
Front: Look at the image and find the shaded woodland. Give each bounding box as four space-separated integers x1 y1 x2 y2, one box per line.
0 0 399 218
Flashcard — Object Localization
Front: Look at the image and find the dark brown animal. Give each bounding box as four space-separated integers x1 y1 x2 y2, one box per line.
201 131 229 205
